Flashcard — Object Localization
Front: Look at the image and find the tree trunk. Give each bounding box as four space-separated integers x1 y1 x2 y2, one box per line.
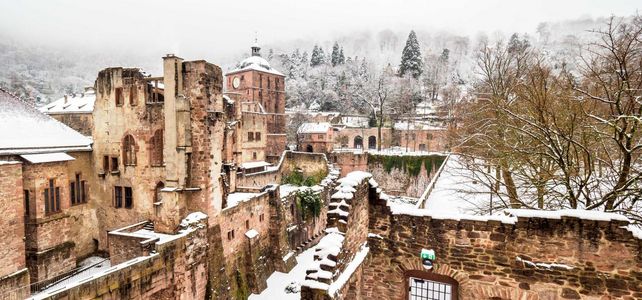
500 162 520 208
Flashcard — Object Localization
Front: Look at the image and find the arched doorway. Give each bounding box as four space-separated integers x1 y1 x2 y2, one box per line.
405 270 458 300
306 144 313 152
368 136 377 149
354 136 363 149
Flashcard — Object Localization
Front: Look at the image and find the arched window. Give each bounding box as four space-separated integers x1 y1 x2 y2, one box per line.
354 136 363 149
123 134 137 166
150 130 163 166
306 144 314 152
154 182 164 204
368 136 377 149
405 270 459 300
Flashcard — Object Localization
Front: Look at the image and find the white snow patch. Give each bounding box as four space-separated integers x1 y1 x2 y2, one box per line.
516 256 574 271
245 229 259 239
179 212 208 228
225 192 262 209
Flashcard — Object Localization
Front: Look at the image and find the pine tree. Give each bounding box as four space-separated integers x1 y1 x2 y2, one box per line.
399 30 423 79
331 42 341 66
311 45 326 67
339 47 345 65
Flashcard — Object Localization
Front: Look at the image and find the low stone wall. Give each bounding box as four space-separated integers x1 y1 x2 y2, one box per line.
35 217 209 300
362 197 642 299
236 151 329 189
0 268 30 300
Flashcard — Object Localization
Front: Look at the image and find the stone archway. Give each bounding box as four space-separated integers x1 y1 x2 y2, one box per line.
397 259 469 300
306 144 313 152
368 136 377 149
354 136 363 149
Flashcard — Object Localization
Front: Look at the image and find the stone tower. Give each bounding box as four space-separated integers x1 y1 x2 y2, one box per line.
225 42 287 163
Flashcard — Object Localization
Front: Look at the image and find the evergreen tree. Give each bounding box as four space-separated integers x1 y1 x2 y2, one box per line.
339 47 345 65
399 30 423 79
310 45 326 67
331 42 341 66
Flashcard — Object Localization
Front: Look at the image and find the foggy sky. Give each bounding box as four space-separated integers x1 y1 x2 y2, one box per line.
0 0 639 62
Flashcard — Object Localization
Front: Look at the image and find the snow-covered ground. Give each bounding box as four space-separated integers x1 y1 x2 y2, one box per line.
249 247 316 300
36 256 111 296
424 155 495 214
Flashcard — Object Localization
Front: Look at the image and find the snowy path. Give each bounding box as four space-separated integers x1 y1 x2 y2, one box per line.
249 247 316 299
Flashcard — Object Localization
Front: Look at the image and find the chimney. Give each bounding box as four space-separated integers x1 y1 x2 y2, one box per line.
64 95 68 104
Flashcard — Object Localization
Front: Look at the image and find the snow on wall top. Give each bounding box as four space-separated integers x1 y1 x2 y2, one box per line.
504 209 630 222
228 55 284 76
40 89 95 114
297 122 332 134
393 121 444 131
0 90 92 155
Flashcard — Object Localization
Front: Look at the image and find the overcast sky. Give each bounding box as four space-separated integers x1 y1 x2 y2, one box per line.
0 0 639 61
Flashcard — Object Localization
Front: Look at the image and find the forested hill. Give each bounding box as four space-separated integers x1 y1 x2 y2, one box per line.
0 16 613 109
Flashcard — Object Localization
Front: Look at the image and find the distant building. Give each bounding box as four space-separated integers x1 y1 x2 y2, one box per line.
0 88 92 298
39 87 96 136
297 122 335 153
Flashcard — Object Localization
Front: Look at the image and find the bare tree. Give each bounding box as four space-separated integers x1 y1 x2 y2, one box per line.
453 16 642 221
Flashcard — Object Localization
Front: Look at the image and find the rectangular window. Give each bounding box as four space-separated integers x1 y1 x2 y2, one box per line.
44 189 50 213
245 220 250 229
125 187 133 208
55 187 60 212
129 86 137 106
255 132 261 141
318 134 325 139
115 87 124 106
248 132 254 142
114 186 123 208
259 214 264 222
81 181 87 203
44 179 61 214
70 182 76 205
111 157 119 172
103 155 109 172
24 190 30 216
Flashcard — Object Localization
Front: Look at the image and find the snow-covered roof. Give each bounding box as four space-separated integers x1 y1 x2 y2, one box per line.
40 89 96 114
309 101 321 112
20 152 75 164
245 229 259 239
227 55 284 76
225 192 262 209
0 89 92 155
240 161 271 169
298 122 332 134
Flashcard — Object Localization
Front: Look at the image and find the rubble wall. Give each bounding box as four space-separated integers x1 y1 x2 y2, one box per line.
362 198 642 299
40 220 209 300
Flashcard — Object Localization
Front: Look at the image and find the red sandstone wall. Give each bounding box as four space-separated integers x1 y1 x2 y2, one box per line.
362 198 642 299
0 162 26 277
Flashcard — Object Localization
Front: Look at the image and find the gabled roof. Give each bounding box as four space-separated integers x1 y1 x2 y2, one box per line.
0 89 92 155
40 88 96 114
298 122 332 134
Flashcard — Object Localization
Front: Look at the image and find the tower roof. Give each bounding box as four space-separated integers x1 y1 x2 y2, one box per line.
227 51 284 76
